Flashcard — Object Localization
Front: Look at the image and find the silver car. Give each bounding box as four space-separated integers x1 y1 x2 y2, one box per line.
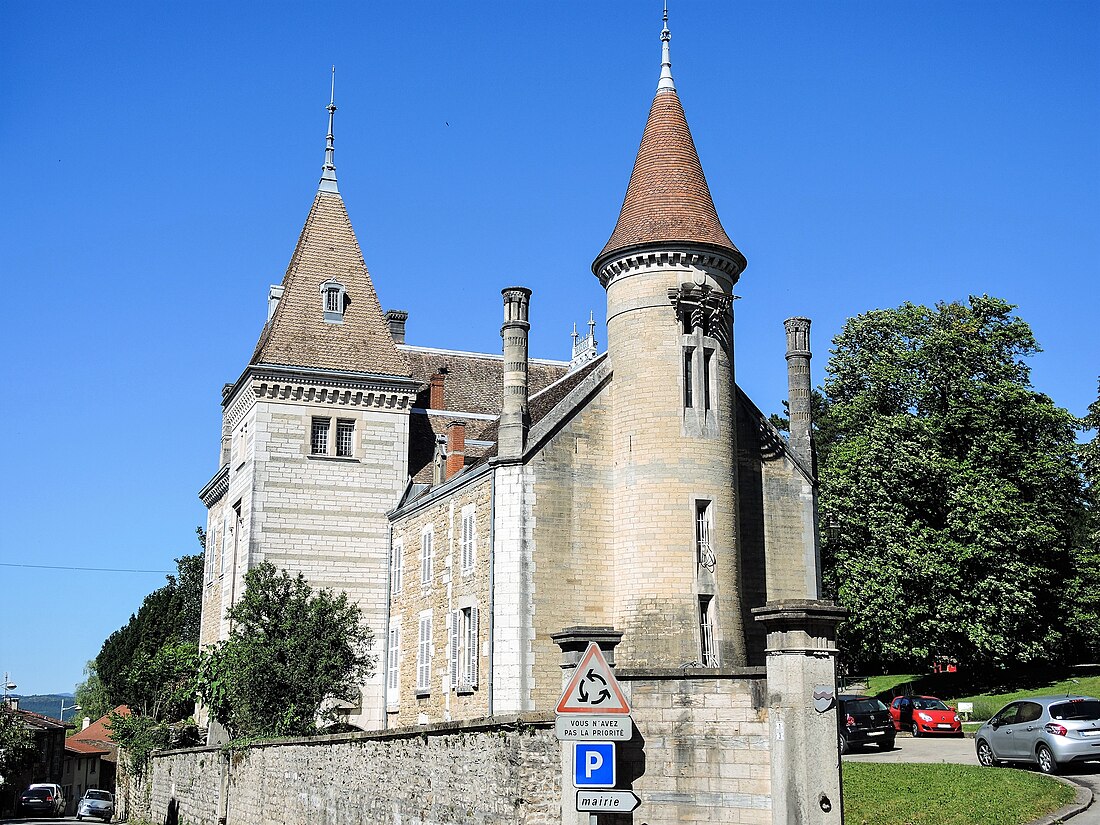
77 788 115 821
975 695 1100 774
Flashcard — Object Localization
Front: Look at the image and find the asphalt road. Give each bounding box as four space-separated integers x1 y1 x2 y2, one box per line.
845 735 1100 824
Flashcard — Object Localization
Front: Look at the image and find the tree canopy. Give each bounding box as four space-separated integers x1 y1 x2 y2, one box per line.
816 296 1087 670
196 562 374 739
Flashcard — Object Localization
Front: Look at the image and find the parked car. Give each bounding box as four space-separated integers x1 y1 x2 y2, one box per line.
77 788 115 821
975 695 1100 774
28 782 66 815
838 694 896 754
18 785 62 817
890 695 963 736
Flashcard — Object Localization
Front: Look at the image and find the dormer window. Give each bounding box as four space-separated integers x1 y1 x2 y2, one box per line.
320 279 347 323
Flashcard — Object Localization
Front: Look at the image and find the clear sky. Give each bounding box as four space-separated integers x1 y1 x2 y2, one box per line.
1 1 1097 696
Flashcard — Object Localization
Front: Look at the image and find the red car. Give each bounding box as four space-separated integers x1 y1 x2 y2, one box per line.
890 695 963 736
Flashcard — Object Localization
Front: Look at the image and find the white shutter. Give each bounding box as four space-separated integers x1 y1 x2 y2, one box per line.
387 626 400 693
467 607 479 688
417 614 432 690
220 515 231 576
449 610 460 689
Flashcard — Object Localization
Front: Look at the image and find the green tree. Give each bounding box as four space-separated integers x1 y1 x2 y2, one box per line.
1067 378 1100 660
0 705 36 789
196 562 373 739
72 660 112 724
96 540 203 710
817 296 1085 671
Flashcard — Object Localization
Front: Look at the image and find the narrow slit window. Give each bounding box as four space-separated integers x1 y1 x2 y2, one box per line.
699 595 718 667
696 501 714 570
336 419 355 457
703 348 714 411
683 347 695 408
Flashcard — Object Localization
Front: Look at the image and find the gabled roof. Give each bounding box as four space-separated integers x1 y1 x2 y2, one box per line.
251 190 410 377
68 705 128 748
65 738 109 755
594 22 743 273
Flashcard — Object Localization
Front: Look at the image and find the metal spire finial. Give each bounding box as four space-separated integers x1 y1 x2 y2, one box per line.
658 3 676 92
319 65 340 193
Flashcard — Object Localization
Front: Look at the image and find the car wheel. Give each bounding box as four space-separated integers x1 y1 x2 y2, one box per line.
976 739 997 767
911 722 921 738
839 733 850 755
1037 744 1058 775
879 738 895 751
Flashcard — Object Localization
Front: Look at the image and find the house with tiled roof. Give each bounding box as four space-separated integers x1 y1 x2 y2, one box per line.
61 706 125 814
198 17 821 736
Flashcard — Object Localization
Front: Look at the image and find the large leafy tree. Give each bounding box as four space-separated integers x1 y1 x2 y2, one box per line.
94 531 204 712
817 296 1085 671
0 705 36 789
196 562 373 739
1067 378 1100 660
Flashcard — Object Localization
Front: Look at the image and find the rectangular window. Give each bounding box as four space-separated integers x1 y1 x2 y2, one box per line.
205 529 216 584
695 501 714 569
683 348 695 408
310 417 330 455
703 348 714 411
387 622 401 695
220 514 231 577
461 505 476 574
336 419 354 457
417 612 432 692
699 595 718 667
391 541 404 595
420 529 433 585
449 606 480 691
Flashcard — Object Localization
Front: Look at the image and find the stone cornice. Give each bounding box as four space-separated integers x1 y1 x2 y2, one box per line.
198 465 230 508
223 364 420 428
595 244 745 289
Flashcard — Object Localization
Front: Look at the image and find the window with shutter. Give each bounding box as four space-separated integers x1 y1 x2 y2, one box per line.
220 515 231 577
461 505 476 574
466 606 479 688
420 529 433 585
449 610 460 689
391 541 404 594
387 623 400 696
416 612 432 692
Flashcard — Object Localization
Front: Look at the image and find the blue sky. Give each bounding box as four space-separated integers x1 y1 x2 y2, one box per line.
1 1 1097 696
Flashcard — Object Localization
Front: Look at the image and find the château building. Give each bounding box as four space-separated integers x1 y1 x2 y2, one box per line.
198 14 820 735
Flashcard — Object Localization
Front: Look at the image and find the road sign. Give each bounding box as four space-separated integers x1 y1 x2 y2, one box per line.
573 742 616 788
576 790 641 813
556 643 630 715
555 715 632 741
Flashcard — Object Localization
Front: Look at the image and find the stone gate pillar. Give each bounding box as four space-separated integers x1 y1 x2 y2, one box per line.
753 600 846 825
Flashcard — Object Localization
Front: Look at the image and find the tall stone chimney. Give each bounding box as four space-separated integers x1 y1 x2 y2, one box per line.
446 420 466 480
498 287 531 459
429 370 446 409
385 309 408 344
784 317 813 470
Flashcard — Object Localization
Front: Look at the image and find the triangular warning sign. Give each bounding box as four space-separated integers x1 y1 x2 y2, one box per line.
556 643 631 714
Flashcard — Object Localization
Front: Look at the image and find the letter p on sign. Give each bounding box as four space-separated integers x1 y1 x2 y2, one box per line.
573 742 616 788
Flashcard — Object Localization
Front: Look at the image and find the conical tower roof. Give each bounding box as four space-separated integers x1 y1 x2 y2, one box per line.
593 16 743 275
251 82 409 377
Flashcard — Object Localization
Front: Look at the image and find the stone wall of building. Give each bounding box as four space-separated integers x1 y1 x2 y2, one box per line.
125 675 773 825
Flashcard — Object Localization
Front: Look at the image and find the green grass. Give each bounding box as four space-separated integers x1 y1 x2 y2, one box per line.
864 673 920 697
842 762 1074 825
953 675 1100 721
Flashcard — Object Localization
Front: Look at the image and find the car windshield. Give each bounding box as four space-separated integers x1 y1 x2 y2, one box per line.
1050 700 1100 721
912 698 950 711
24 789 49 800
85 791 111 801
847 699 888 714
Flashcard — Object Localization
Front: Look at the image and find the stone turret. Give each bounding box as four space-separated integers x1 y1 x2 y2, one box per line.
498 287 531 459
784 317 813 470
592 12 750 669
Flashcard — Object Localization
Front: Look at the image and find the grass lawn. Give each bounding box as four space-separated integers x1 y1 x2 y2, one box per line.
953 675 1100 720
842 762 1075 825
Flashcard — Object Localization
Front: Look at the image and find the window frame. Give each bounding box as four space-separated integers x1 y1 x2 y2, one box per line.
420 528 433 586
416 611 433 693
319 279 347 323
460 504 476 575
391 540 404 595
387 619 401 698
699 595 718 667
335 419 355 457
310 417 331 456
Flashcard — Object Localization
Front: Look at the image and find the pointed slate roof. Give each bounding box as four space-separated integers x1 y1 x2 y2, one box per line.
594 18 743 273
251 190 410 376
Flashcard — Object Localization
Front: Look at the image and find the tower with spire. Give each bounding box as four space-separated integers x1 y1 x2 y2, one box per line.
593 9 751 668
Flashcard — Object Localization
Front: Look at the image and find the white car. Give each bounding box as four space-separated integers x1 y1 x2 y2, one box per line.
77 788 115 821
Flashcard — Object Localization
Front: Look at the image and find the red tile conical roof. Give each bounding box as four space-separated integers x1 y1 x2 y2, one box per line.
593 87 743 273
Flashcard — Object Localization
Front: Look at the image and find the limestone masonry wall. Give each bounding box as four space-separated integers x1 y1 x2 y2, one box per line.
126 675 771 825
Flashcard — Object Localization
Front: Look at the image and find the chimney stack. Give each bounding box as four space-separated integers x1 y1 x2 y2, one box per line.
446 420 467 480
429 370 446 409
498 287 532 459
385 309 408 344
82 716 91 730
784 317 813 470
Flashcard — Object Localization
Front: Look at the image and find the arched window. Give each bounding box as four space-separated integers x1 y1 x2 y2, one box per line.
320 279 346 323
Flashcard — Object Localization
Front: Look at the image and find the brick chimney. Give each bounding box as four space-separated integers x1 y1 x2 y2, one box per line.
429 369 447 409
784 317 813 470
498 287 531 459
446 420 467 479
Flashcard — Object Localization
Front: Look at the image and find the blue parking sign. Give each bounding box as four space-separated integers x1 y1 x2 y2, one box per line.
573 742 616 788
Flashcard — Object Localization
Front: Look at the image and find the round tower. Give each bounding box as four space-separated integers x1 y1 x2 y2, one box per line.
592 13 750 668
